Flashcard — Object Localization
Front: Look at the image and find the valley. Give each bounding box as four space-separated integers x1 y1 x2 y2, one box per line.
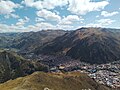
0 28 120 90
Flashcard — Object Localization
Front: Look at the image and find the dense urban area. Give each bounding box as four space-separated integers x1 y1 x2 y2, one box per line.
23 53 120 89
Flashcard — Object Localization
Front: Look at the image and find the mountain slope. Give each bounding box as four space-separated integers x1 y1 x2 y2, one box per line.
0 33 18 48
34 28 120 64
0 71 111 90
11 30 66 53
0 51 49 83
0 30 66 53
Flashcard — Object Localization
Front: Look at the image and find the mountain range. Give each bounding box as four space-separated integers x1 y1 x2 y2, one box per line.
0 28 120 64
0 30 66 53
0 27 120 90
34 27 120 64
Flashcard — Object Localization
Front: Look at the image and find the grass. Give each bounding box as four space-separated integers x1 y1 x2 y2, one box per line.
0 71 111 90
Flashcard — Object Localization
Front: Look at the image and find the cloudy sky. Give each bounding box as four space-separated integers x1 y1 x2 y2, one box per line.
0 0 120 32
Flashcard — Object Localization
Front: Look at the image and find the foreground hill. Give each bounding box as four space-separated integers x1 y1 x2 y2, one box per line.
0 51 49 83
35 27 120 64
0 71 111 90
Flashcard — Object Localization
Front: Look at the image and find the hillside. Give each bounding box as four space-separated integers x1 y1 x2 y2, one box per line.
0 30 66 53
0 51 49 83
11 30 66 53
0 71 111 90
34 27 120 64
0 33 18 48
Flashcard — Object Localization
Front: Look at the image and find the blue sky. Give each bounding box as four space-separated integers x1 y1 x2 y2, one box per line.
0 0 120 32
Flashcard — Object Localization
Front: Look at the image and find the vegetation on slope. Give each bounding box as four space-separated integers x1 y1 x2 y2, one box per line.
0 51 49 83
0 71 111 90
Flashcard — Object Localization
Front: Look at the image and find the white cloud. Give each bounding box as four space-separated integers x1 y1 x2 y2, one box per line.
16 16 30 26
23 0 109 15
57 15 84 30
63 15 80 21
97 19 115 26
59 15 82 25
0 20 78 32
0 23 27 32
36 9 61 22
57 24 74 30
101 11 119 17
96 15 99 18
0 22 57 32
68 0 109 15
87 19 115 27
0 14 81 32
59 20 72 25
35 17 45 22
86 23 101 27
4 14 20 19
35 22 56 29
0 0 20 14
22 0 68 10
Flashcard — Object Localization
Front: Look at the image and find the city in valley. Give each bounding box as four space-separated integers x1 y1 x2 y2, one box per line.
0 0 120 90
24 53 120 88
